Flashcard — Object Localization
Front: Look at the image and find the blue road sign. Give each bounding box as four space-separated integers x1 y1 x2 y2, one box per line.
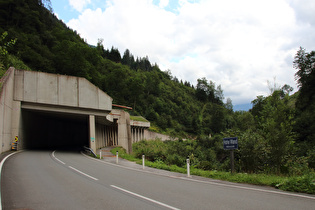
223 137 238 150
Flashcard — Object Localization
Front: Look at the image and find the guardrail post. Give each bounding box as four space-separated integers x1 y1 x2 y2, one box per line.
187 158 190 177
116 151 119 164
142 155 145 169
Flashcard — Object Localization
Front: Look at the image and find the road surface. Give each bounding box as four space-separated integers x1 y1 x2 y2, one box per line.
1 150 314 209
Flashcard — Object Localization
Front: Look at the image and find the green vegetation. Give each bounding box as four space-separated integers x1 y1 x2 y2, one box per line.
111 144 315 194
130 116 149 122
1 0 315 194
110 146 139 162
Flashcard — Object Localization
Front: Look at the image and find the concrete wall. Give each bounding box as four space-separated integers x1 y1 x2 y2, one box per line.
14 70 112 110
130 120 150 127
144 130 171 141
0 68 114 153
0 68 168 154
0 67 15 153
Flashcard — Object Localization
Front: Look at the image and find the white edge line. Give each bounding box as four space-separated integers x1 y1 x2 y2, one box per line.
0 150 23 210
68 166 98 181
111 185 180 210
52 150 65 165
178 177 315 200
81 152 315 200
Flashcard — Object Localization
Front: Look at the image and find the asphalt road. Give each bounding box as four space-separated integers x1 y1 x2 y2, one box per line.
1 150 314 210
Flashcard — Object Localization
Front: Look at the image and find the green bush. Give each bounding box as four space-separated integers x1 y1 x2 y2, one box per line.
277 173 315 194
284 156 311 176
132 139 167 161
165 153 186 167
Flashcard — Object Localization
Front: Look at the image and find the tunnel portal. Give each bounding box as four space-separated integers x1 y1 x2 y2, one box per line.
21 109 89 150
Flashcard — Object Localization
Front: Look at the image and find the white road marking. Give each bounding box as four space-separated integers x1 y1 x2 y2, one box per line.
179 177 315 200
68 166 98 181
111 185 181 210
52 150 65 165
0 150 23 210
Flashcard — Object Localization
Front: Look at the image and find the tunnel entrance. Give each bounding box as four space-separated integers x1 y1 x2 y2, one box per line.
21 109 89 150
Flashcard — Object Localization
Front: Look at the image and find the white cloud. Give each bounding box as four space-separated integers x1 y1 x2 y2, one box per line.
159 0 169 8
66 0 315 105
68 0 91 12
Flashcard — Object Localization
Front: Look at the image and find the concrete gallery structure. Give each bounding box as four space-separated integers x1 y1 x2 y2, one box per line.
0 67 163 154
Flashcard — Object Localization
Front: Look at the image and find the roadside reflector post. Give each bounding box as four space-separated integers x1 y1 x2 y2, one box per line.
142 155 145 169
116 151 119 164
187 158 191 177
100 150 102 160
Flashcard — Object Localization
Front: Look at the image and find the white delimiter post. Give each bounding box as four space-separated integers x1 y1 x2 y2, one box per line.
187 159 191 177
116 151 119 164
100 150 102 159
142 155 145 169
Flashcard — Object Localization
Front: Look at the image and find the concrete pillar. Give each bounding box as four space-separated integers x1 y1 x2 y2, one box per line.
89 115 96 153
137 128 140 142
117 111 132 153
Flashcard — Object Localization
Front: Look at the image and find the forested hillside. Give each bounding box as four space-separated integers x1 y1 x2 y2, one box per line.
0 0 230 137
1 0 314 175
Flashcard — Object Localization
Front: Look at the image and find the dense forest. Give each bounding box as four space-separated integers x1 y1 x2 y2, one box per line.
0 0 314 175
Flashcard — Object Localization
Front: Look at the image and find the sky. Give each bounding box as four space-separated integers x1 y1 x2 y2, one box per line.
50 0 315 107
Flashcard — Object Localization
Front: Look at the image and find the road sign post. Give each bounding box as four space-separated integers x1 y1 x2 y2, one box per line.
223 137 238 173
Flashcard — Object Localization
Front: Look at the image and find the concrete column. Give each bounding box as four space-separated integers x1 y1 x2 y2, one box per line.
89 115 96 153
117 111 132 153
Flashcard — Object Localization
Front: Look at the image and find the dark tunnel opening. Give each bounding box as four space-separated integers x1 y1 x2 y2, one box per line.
21 109 89 150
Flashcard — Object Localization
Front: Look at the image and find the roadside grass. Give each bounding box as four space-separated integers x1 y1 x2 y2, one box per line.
111 146 315 194
130 116 149 122
110 147 138 162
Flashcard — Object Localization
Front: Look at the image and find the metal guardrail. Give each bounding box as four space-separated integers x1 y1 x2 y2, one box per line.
83 146 97 158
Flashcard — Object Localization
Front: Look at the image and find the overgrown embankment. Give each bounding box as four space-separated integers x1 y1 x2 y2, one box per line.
111 139 315 195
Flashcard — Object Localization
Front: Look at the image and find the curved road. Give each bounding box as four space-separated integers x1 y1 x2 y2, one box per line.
1 150 314 209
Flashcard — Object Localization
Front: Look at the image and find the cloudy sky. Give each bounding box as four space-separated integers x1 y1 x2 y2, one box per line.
50 0 315 106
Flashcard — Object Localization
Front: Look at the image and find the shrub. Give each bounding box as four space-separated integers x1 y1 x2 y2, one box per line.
277 173 315 194
132 139 167 161
284 156 310 176
165 153 185 167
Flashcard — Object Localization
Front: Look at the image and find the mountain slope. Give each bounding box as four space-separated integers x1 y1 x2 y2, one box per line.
0 0 231 137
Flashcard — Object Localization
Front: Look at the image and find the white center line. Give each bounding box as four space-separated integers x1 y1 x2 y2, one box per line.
111 185 181 210
69 166 98 181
